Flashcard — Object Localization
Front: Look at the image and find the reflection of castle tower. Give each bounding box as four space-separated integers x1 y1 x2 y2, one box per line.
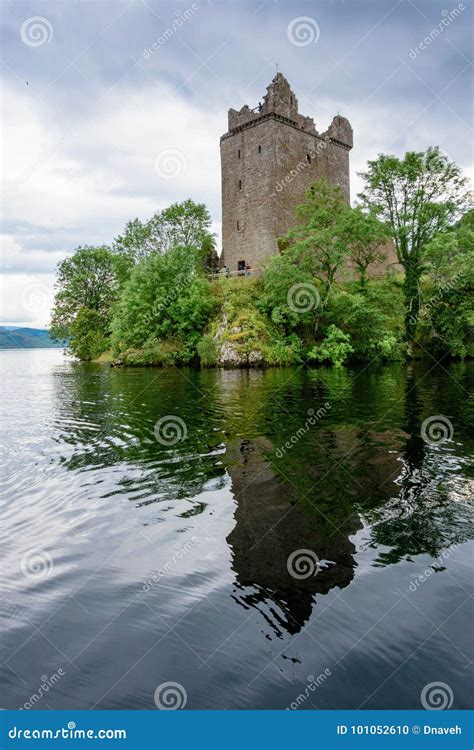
220 73 353 273
225 437 359 636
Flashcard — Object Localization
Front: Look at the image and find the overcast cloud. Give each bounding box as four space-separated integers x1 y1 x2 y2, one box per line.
1 0 472 326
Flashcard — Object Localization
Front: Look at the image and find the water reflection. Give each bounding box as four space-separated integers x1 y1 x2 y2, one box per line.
226 437 359 636
1 351 472 709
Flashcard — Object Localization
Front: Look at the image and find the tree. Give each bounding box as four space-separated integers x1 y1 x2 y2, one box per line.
149 199 213 253
358 147 471 340
348 207 390 287
280 180 391 329
111 200 215 280
281 180 352 313
111 245 216 361
50 245 117 359
417 210 474 358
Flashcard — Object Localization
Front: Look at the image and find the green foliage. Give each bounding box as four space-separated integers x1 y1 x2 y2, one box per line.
197 335 218 366
358 146 472 338
308 325 354 367
67 308 110 361
325 281 405 362
111 245 217 361
261 255 318 330
50 245 117 360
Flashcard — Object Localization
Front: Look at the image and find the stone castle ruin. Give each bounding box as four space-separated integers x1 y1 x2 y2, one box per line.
220 73 354 273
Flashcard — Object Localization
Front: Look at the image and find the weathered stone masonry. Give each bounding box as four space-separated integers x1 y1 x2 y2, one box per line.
220 73 353 272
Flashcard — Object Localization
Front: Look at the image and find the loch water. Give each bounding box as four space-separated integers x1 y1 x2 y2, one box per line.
1 349 473 710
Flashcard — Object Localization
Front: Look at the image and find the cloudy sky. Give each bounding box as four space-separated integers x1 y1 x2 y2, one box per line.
1 0 472 327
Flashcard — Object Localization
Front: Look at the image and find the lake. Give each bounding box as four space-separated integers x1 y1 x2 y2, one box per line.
1 349 472 710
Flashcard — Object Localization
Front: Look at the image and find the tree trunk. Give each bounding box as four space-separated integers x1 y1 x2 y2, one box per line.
403 258 421 340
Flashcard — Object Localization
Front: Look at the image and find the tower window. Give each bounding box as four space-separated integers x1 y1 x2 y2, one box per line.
237 220 240 231
290 96 293 104
258 145 261 154
239 179 242 190
238 149 240 158
306 153 312 164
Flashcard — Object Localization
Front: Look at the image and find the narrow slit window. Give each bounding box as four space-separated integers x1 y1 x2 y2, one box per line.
258 145 261 154
238 149 241 158
237 220 240 231
239 179 242 190
306 153 311 164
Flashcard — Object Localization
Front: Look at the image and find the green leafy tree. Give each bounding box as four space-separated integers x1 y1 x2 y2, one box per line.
50 245 117 359
358 147 471 340
308 324 354 367
417 210 474 357
149 199 213 253
111 245 216 361
112 200 215 282
348 207 390 287
281 180 352 313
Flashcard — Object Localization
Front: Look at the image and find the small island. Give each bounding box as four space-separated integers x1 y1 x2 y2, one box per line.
50 74 473 369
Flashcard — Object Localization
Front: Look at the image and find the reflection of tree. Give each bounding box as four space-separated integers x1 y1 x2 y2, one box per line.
366 365 473 562
226 437 359 636
51 363 226 512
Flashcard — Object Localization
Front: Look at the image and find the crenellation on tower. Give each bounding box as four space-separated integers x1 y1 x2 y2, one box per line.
220 73 354 273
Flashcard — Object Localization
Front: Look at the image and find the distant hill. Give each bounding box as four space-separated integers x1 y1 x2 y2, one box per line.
0 327 64 349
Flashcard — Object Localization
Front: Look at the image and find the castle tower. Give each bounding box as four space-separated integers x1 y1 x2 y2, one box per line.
220 73 353 273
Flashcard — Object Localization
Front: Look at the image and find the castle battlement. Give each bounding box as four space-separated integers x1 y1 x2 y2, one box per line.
220 73 353 273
